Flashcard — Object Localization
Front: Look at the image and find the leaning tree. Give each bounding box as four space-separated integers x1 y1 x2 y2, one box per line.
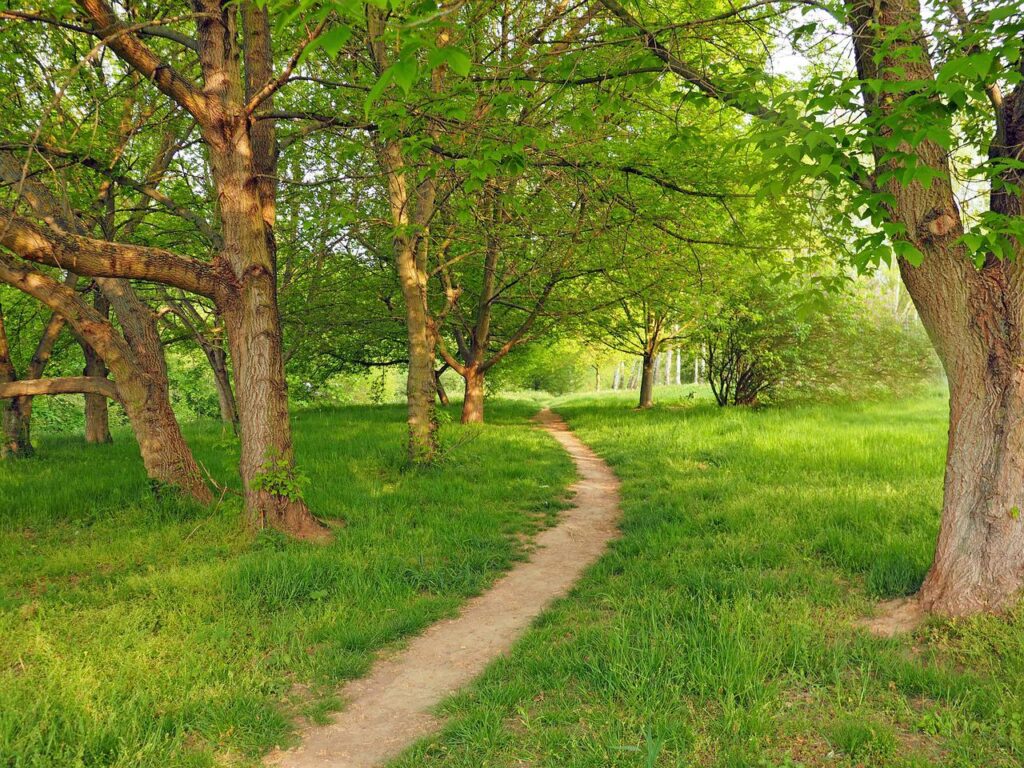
0 0 329 537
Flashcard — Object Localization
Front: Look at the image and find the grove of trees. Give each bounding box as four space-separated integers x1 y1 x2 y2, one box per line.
1 0 1022 618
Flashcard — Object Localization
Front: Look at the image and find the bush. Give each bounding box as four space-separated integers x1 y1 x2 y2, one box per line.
702 278 939 406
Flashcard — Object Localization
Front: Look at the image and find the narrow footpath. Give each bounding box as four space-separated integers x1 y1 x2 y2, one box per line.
266 408 621 768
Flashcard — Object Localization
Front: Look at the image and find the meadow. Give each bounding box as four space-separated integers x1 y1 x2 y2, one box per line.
0 402 574 768
391 387 1024 768
6 387 1024 768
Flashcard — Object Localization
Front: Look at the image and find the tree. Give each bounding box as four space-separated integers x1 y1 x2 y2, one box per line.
1 0 329 537
595 0 1024 615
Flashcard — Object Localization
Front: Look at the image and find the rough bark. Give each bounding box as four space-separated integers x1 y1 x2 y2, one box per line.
197 0 327 537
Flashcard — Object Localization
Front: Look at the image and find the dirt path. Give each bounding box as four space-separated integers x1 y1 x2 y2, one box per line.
266 408 621 768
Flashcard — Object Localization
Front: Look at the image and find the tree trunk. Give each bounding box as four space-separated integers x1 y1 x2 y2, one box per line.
205 344 239 432
404 295 439 458
82 294 112 445
1 399 31 458
193 2 327 539
0 306 32 457
461 367 485 424
638 353 655 408
82 344 112 444
841 0 1024 615
116 373 212 500
435 368 450 406
916 357 1024 615
215 183 326 538
627 359 640 389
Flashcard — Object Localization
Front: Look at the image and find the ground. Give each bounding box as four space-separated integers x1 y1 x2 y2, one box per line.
0 401 574 768
3 388 1024 768
391 386 1024 768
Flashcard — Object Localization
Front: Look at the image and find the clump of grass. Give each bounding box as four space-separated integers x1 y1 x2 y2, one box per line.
227 551 344 611
828 716 897 760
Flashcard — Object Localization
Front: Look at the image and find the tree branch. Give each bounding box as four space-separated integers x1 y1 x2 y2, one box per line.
0 209 221 299
0 376 119 400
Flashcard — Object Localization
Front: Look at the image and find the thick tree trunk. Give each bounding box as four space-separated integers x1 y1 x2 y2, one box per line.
638 353 655 409
216 185 326 539
842 0 1024 615
461 367 485 424
191 2 327 539
116 374 212 501
917 359 1024 615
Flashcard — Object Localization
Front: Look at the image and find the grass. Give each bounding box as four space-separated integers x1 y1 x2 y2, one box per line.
0 400 575 768
390 385 1024 768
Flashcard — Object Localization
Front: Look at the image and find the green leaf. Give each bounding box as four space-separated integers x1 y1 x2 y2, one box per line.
894 240 925 267
315 25 353 58
392 57 418 94
363 68 394 116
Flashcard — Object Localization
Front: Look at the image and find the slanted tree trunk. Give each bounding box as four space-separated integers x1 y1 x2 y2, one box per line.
204 343 239 432
461 366 485 424
0 256 212 501
638 352 655 409
82 293 112 444
435 366 450 406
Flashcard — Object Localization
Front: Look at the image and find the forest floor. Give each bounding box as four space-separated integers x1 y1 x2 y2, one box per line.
387 385 1024 768
0 401 575 768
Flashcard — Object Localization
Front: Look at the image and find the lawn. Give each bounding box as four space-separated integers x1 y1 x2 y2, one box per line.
392 386 1024 768
0 401 574 768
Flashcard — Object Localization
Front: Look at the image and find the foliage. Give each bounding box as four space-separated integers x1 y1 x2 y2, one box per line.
703 271 939 407
488 341 588 396
252 450 310 502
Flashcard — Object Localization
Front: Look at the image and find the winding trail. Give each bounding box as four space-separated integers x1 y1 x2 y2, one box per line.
266 408 621 768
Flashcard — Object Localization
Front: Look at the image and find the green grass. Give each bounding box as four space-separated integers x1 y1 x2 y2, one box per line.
391 386 1024 768
0 400 574 768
